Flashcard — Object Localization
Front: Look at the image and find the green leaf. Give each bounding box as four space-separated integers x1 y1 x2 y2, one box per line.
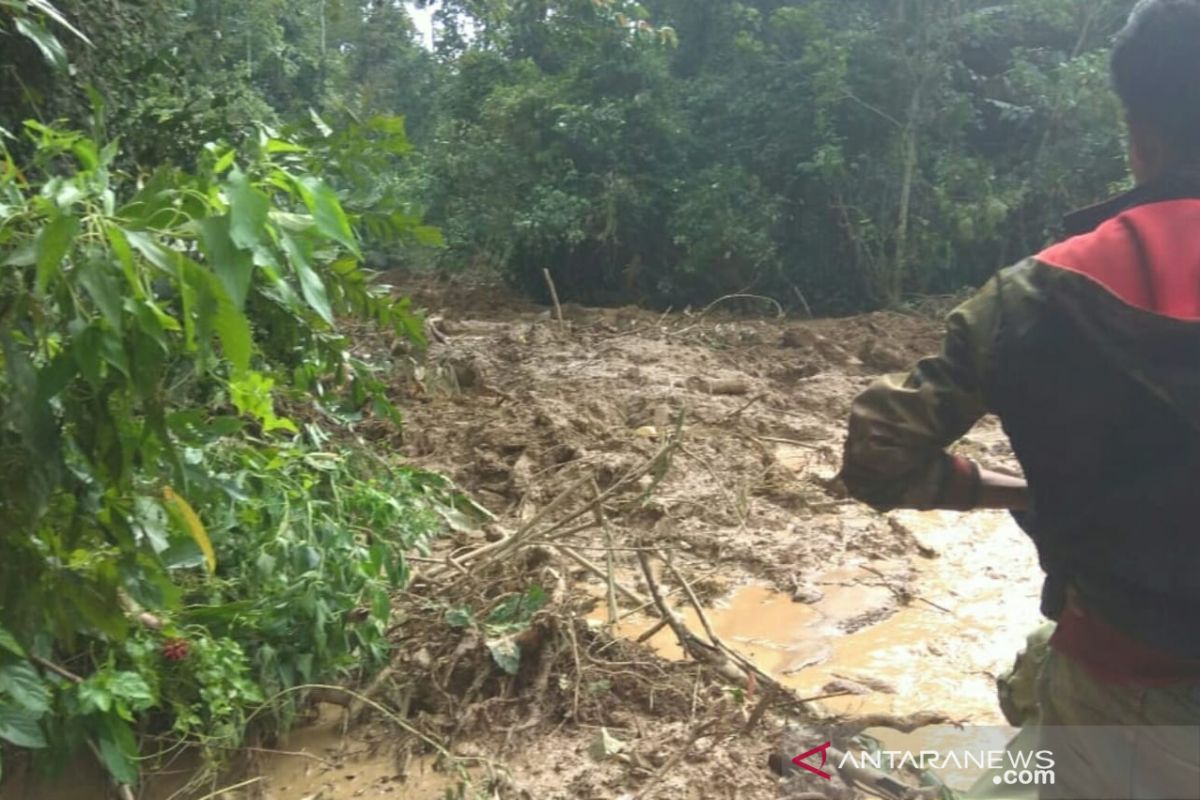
226 168 269 251
105 225 145 299
71 324 104 387
295 176 359 255
3 241 37 267
229 371 297 433
437 506 478 534
281 233 332 324
445 608 472 628
266 139 308 154
72 140 99 171
0 628 26 659
486 636 521 676
101 329 129 376
123 229 178 275
214 298 252 373
79 259 124 330
27 0 93 45
308 108 333 138
77 682 112 714
35 213 78 292
0 703 47 749
198 216 254 310
161 539 206 570
182 260 252 372
106 671 155 719
0 663 51 714
413 225 445 247
96 714 138 784
134 496 170 553
14 18 67 70
212 148 236 174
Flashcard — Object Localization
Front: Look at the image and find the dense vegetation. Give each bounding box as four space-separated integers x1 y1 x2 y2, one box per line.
0 1 467 790
414 0 1136 309
0 0 1139 790
6 1 1140 311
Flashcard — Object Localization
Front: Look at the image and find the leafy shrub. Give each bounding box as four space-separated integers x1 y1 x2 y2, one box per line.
0 117 457 784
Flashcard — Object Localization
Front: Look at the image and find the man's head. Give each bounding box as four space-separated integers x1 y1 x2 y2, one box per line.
1111 0 1200 182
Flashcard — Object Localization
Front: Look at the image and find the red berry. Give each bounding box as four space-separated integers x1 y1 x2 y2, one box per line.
161 638 191 662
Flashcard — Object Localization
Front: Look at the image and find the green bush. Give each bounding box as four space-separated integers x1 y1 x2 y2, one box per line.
0 117 461 784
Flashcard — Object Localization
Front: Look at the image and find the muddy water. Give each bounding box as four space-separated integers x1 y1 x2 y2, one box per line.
233 706 464 800
604 503 1043 723
4 706 465 800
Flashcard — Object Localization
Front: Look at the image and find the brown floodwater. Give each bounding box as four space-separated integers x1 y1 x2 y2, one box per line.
4 705 468 800
598 507 1043 724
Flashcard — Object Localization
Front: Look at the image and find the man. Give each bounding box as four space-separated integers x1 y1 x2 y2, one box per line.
840 1 1200 797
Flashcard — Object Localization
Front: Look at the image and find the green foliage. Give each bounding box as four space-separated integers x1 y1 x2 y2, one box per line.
0 117 449 783
444 585 548 676
1 1 436 170
417 0 1137 310
3 0 1143 311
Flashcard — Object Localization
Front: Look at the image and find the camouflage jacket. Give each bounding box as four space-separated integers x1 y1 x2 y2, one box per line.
840 170 1200 658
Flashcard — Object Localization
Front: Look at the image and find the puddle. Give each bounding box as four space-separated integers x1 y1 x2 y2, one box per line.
240 705 465 800
3 705 466 800
599 508 1042 724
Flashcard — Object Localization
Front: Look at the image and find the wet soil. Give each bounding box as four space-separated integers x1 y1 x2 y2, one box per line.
5 277 1045 799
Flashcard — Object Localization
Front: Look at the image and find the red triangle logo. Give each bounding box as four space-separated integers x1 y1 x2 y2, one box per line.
792 741 833 780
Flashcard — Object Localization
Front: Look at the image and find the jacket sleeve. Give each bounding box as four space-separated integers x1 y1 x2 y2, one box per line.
840 279 1002 512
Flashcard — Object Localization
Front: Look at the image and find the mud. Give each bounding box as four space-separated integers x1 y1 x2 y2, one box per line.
606 508 1041 723
7 278 1045 799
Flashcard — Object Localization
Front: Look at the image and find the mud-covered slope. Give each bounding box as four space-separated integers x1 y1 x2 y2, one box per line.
12 283 1043 800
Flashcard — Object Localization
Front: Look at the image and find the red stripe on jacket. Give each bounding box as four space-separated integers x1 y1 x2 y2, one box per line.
1037 199 1200 321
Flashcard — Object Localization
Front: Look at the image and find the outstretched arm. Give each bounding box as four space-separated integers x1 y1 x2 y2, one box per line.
840 279 1027 512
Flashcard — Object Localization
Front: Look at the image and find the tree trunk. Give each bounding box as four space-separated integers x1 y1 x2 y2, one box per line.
891 84 921 306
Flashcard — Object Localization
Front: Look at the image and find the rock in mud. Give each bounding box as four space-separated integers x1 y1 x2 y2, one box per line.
587 727 626 761
791 583 825 604
830 671 897 694
706 377 751 396
822 678 872 696
781 326 820 349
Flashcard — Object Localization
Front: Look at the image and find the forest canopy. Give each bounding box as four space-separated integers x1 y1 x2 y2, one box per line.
4 0 1138 312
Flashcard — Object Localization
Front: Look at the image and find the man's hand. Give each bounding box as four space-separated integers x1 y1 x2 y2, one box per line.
976 467 1029 510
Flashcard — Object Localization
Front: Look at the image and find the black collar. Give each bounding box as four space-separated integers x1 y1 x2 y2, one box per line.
1063 170 1200 237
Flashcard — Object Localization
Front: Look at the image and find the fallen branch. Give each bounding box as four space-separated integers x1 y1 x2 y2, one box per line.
635 551 752 687
555 544 647 607
719 392 766 423
754 435 822 450
666 293 786 338
833 710 953 740
696 293 785 320
635 618 669 644
593 480 620 627
31 654 84 684
443 420 685 580
658 550 719 648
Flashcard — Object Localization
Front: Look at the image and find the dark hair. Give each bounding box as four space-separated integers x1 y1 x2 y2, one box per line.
1112 0 1200 157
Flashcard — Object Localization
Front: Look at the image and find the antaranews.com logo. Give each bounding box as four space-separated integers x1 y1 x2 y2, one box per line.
785 725 1200 799
792 741 1055 787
